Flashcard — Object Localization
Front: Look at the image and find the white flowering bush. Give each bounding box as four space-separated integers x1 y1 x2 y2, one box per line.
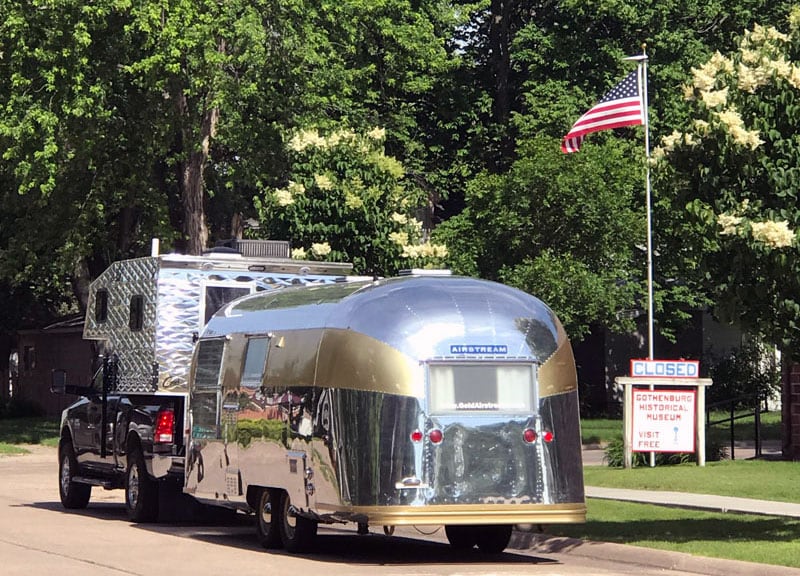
653 12 800 349
252 127 447 273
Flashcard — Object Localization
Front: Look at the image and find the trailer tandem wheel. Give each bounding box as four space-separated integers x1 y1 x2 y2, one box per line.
278 491 317 553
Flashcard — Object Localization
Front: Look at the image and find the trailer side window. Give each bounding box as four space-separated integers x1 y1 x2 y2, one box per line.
241 337 268 389
195 339 225 390
95 289 109 323
428 363 533 414
128 295 144 331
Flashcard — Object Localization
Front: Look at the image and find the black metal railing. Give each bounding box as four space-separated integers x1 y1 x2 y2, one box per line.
705 393 766 460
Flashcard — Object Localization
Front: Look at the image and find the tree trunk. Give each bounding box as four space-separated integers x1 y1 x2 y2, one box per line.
176 96 219 256
489 0 515 125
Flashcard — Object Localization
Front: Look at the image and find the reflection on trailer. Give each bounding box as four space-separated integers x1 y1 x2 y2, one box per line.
184 273 586 553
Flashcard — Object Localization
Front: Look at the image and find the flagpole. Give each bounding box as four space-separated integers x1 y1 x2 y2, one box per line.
627 47 655 468
642 51 654 362
626 48 654 361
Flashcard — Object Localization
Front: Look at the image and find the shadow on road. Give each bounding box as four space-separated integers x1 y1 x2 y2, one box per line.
25 499 560 567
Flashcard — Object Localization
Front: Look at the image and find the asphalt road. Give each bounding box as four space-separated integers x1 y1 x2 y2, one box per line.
0 445 768 576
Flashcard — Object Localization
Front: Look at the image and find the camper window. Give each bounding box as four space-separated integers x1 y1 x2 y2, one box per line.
241 337 269 389
128 295 144 331
428 363 534 414
202 283 253 325
95 289 109 323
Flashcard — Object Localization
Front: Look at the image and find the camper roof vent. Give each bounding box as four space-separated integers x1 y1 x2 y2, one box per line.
214 239 291 258
398 269 452 276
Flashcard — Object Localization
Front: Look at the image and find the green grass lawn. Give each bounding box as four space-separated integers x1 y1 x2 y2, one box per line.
584 459 800 503
549 499 800 569
0 416 60 454
581 410 781 446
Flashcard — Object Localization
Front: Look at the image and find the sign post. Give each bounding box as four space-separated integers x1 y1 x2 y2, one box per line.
617 362 712 468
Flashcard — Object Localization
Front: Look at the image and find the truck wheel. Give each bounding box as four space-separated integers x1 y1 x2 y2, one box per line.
475 524 512 554
58 439 91 509
256 488 283 549
278 491 317 553
444 525 477 549
125 448 159 523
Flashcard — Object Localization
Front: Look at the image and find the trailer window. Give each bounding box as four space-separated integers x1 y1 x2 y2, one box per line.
241 337 268 389
428 364 533 414
195 339 225 390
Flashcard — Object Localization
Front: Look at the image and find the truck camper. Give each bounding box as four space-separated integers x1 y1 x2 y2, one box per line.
186 271 586 553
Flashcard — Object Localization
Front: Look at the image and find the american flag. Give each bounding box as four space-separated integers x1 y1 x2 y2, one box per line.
561 70 644 153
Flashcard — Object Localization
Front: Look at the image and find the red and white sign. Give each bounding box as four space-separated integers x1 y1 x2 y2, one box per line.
630 359 699 378
631 389 696 453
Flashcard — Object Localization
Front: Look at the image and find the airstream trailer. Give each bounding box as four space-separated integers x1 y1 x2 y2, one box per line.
184 272 585 553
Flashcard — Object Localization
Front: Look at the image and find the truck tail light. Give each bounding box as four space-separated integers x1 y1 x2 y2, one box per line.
155 408 175 444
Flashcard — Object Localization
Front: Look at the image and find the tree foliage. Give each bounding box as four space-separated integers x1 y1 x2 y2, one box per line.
2 0 800 367
253 127 447 276
434 136 643 339
653 13 800 352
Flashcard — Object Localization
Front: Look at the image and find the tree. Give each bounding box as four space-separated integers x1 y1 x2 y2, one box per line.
653 14 800 354
253 127 447 276
434 135 643 340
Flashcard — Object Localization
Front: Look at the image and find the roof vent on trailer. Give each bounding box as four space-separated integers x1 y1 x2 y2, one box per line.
398 269 452 276
213 239 291 258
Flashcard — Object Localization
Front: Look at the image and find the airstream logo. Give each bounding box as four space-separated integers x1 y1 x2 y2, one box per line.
450 344 508 355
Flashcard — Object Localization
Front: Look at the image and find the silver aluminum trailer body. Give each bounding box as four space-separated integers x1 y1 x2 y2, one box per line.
185 274 585 551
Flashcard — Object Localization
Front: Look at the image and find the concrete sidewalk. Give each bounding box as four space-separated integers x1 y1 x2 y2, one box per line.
585 485 800 518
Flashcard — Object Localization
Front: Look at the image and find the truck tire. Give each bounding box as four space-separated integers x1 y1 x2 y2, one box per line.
58 439 91 509
125 448 159 523
256 488 282 549
278 491 317 553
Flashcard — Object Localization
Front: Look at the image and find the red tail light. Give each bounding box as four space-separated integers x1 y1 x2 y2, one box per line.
523 428 537 443
428 429 444 444
155 408 175 444
410 430 424 443
543 430 554 443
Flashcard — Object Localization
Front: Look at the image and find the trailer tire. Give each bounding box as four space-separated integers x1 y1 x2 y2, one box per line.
256 488 283 549
125 448 159 523
278 491 317 553
475 524 512 554
58 439 91 509
444 525 477 549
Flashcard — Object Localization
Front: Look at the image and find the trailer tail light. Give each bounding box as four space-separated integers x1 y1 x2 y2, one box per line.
543 430 554 443
155 408 175 444
428 429 443 444
410 430 423 443
523 428 537 443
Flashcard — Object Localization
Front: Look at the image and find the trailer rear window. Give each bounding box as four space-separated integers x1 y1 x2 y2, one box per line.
428 363 534 414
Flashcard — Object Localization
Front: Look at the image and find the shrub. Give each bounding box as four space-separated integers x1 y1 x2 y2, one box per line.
706 338 780 409
602 436 728 467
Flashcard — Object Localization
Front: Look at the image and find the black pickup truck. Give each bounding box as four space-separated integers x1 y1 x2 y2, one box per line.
52 356 186 522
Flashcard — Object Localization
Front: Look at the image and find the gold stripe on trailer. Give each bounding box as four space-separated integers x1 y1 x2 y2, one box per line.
318 503 587 526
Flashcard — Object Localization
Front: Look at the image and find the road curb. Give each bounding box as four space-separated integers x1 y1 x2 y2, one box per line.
511 532 800 576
